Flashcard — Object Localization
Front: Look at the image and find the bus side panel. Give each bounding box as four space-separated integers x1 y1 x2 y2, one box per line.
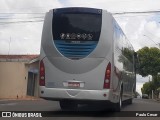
113 19 135 101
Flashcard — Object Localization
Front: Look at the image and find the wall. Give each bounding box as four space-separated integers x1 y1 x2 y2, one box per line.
0 62 28 99
0 61 39 99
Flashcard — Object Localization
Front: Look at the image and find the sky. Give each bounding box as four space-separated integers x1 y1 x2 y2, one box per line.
0 0 160 94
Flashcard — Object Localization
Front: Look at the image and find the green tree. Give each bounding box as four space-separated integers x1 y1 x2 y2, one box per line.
138 47 160 96
152 75 160 97
137 47 160 77
118 47 134 72
141 82 151 95
142 80 156 94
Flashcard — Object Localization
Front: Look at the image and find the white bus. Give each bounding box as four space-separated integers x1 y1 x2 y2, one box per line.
39 7 136 111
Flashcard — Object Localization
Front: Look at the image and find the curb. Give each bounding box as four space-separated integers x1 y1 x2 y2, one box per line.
155 100 160 103
153 99 160 103
0 98 43 101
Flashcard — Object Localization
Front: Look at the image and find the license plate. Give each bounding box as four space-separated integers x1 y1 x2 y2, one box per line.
68 82 80 87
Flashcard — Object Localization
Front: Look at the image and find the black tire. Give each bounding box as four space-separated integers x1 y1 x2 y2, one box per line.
59 100 78 110
127 98 133 104
114 90 122 112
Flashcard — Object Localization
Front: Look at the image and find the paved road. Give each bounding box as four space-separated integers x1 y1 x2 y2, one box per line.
0 98 160 120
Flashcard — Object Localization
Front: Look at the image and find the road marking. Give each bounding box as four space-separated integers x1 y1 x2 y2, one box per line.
0 103 17 106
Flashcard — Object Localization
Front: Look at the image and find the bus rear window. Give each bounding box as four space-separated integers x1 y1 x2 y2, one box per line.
52 12 102 41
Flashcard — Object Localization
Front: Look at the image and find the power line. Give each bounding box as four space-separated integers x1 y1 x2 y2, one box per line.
0 19 44 23
0 10 159 17
113 10 160 15
0 10 160 26
0 6 51 11
0 10 159 15
145 29 160 40
0 13 45 14
0 20 44 25
114 13 160 18
0 16 44 19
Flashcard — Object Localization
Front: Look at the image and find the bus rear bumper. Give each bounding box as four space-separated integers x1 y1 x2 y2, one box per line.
39 87 115 102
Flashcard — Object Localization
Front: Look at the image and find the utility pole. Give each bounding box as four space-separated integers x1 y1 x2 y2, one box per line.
152 90 154 99
158 73 160 99
8 37 11 55
149 76 153 99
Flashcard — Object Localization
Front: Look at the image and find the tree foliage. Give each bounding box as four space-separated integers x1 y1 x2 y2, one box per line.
122 48 134 63
141 76 160 96
138 47 160 96
141 82 152 95
137 47 160 77
118 47 134 72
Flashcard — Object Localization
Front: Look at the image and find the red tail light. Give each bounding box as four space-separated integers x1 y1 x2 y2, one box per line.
103 62 111 89
39 60 45 86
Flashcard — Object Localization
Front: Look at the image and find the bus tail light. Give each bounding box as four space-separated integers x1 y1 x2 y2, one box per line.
103 62 111 89
39 60 45 86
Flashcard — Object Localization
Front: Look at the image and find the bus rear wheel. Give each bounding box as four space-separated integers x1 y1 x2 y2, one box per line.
59 100 78 110
127 98 132 104
114 90 122 112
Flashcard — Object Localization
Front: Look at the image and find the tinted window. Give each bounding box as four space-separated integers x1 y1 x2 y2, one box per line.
52 13 102 42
